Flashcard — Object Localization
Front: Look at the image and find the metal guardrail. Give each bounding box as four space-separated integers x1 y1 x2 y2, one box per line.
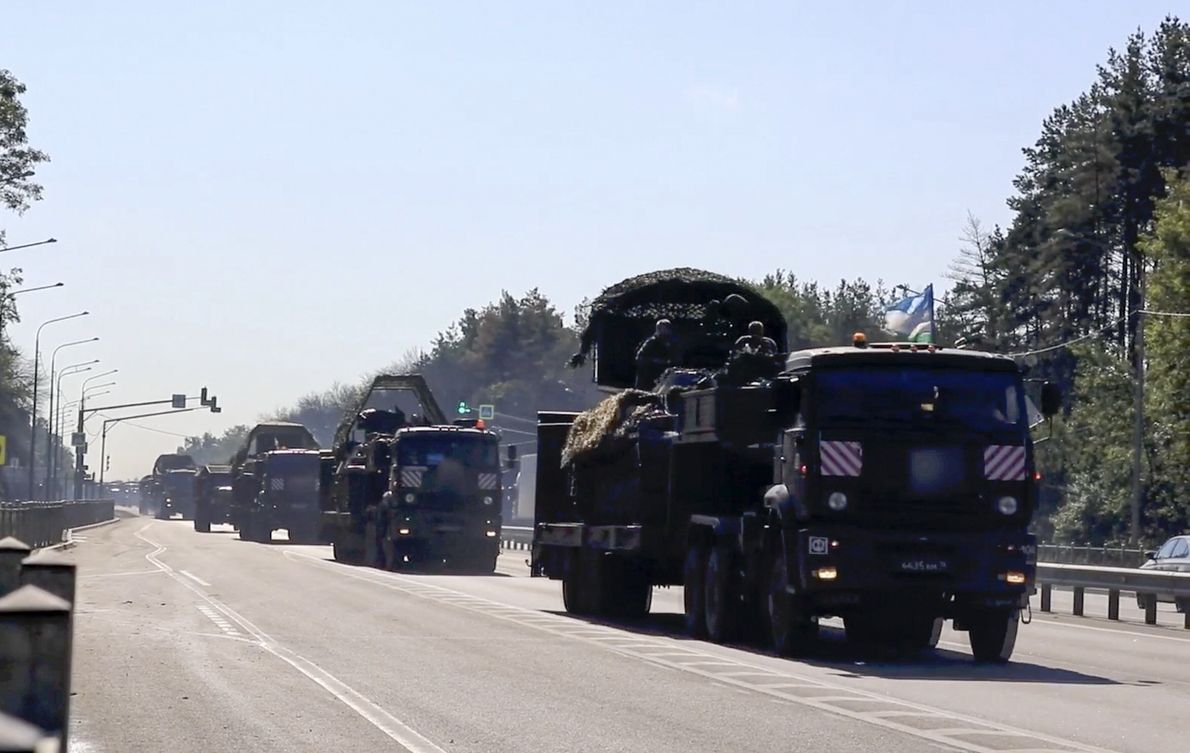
501 525 533 552
1036 562 1190 629
0 499 115 548
1037 544 1147 568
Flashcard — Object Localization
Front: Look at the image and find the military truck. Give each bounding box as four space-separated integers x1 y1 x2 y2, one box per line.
193 464 234 533
137 474 157 517
530 268 1054 663
147 453 198 520
379 424 503 572
320 374 503 572
229 422 322 543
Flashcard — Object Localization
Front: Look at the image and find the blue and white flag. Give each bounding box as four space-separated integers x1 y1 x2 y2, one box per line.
884 285 935 343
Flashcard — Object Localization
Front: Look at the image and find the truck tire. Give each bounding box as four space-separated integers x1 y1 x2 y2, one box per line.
683 545 709 638
364 521 385 569
563 551 603 615
767 546 816 657
562 563 586 614
704 547 740 643
194 505 211 533
605 558 651 619
967 608 1019 663
332 537 363 564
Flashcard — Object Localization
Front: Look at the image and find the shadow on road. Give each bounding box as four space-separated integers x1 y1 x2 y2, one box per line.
546 610 1120 686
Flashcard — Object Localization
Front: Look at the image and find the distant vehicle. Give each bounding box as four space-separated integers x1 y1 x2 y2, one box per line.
1136 535 1190 611
194 464 234 533
143 453 198 520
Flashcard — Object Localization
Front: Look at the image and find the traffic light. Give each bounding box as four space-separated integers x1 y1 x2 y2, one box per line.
457 401 472 415
209 396 221 414
200 387 209 406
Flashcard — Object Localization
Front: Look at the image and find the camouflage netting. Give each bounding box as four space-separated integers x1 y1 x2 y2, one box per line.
561 389 663 467
571 267 787 367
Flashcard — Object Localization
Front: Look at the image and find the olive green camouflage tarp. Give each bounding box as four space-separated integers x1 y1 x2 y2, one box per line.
561 389 662 467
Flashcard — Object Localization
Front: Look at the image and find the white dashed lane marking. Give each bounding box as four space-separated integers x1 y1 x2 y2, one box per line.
285 549 1119 753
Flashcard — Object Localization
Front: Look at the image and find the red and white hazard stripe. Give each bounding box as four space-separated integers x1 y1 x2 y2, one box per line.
819 440 862 477
399 468 425 488
477 473 499 490
984 445 1026 481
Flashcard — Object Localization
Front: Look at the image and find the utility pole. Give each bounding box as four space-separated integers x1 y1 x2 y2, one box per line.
1130 269 1146 546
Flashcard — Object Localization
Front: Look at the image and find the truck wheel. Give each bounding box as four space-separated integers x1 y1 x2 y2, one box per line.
364 522 385 569
563 551 602 615
704 547 740 643
683 545 709 638
768 547 816 657
605 559 651 618
562 563 586 614
194 506 211 533
967 608 1019 663
928 617 944 649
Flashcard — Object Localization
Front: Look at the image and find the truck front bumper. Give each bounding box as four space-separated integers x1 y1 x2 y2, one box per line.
789 526 1034 613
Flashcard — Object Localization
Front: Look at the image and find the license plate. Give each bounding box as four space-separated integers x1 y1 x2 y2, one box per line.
897 557 950 574
434 525 462 533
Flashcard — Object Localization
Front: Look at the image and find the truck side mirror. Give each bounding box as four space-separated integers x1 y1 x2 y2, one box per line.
505 444 519 470
1040 382 1062 418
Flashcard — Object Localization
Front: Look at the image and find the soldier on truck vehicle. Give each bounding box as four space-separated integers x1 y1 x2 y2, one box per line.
733 320 779 357
634 319 675 389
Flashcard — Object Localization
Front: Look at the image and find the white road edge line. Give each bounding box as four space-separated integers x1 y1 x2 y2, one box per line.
179 570 212 587
132 523 448 753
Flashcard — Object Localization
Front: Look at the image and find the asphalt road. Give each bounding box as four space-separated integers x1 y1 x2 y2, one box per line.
64 516 1189 753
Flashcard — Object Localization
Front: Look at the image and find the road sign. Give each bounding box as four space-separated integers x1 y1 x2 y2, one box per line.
0 434 7 466
171 393 187 409
71 432 87 447
478 404 495 421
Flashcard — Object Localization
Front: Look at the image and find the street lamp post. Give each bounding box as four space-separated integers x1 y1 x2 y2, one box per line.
74 370 117 497
45 337 99 498
0 238 57 253
29 311 89 499
0 281 65 343
48 360 98 497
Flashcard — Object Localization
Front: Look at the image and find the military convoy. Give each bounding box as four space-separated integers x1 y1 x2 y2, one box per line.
527 268 1054 663
320 375 504 572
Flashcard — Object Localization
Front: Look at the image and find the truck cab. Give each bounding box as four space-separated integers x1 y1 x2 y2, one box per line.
380 426 503 572
230 422 322 543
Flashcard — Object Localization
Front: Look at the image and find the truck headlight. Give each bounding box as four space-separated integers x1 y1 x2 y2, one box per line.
996 496 1019 515
482 495 494 506
827 492 848 512
403 493 416 504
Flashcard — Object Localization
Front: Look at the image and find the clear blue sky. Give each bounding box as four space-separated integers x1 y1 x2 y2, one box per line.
3 1 1178 479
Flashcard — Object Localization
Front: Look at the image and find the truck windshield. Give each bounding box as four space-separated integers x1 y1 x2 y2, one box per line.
164 474 194 494
816 366 1026 433
267 454 319 475
397 436 498 468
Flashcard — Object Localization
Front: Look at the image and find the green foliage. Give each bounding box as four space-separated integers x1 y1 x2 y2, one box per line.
1139 170 1190 538
753 272 889 349
182 425 251 467
0 69 49 244
414 289 601 421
